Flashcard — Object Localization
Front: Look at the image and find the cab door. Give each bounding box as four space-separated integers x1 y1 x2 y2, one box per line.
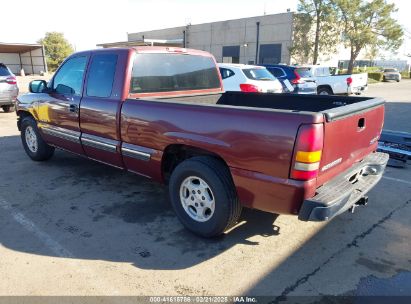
79 50 126 168
37 54 89 155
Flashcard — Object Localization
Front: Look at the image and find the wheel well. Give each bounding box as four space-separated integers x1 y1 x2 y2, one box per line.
162 144 228 184
317 85 333 94
16 110 34 131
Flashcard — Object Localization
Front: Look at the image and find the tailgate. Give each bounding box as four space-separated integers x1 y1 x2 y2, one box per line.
351 73 368 87
317 100 385 186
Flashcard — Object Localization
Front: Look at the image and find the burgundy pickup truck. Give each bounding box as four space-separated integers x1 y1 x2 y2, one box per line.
16 47 388 237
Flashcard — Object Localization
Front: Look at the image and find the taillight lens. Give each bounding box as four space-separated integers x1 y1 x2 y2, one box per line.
291 71 305 84
240 83 262 92
290 124 324 181
6 76 17 85
346 77 353 86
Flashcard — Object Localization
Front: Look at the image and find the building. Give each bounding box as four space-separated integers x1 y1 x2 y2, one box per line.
99 12 410 71
0 43 47 75
98 12 294 65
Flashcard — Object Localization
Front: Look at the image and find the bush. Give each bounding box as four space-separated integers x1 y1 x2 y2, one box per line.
368 72 383 82
365 66 383 73
400 71 410 79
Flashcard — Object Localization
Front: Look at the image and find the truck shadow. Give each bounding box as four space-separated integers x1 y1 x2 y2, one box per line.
0 135 280 270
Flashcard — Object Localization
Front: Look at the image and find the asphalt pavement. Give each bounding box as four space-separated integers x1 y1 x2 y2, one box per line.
0 80 410 301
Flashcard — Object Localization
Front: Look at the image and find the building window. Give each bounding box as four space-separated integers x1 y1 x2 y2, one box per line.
222 46 240 64
258 44 282 64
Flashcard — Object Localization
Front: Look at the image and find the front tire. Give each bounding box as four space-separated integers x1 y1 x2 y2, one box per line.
21 116 55 161
2 105 14 113
169 156 242 238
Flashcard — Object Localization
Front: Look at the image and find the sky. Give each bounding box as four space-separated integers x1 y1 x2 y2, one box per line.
3 0 411 57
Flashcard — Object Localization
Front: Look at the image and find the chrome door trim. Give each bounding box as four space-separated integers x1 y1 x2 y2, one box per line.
39 124 81 144
121 147 151 161
81 134 117 153
121 144 151 161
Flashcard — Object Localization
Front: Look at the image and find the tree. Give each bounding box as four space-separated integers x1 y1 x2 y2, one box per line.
335 0 403 73
38 32 74 71
290 0 340 64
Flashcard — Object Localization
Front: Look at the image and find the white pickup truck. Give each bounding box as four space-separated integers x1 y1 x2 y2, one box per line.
300 65 368 95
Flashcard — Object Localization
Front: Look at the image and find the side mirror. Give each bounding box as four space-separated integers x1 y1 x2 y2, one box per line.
29 80 48 93
55 83 75 95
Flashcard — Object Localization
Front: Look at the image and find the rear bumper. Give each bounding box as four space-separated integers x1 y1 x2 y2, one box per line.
298 152 389 221
348 84 368 94
0 100 15 106
294 85 317 95
0 91 18 105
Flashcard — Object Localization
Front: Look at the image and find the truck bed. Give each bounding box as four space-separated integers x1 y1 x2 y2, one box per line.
154 92 384 121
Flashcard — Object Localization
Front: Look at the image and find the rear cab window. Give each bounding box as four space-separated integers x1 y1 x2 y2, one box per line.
313 67 331 77
129 53 221 95
242 68 276 81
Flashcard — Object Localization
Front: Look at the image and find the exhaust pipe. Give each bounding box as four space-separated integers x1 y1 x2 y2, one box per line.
349 196 368 213
356 196 368 206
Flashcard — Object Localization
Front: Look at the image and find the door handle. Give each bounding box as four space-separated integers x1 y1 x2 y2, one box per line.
69 104 78 113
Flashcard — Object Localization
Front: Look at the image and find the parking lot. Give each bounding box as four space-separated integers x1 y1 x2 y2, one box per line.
0 80 410 299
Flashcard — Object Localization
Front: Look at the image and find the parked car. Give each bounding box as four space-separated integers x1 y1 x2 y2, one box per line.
17 47 388 237
218 63 283 93
382 68 401 82
300 65 368 95
261 64 317 94
0 63 18 112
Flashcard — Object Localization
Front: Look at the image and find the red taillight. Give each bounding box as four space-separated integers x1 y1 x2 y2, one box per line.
240 83 262 92
6 76 17 85
291 71 305 84
290 124 324 181
346 77 352 86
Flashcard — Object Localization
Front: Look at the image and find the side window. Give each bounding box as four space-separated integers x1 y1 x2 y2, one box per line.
220 68 235 80
268 68 284 77
53 56 87 95
86 54 118 98
314 68 324 77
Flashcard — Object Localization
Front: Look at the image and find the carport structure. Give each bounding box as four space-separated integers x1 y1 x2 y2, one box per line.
0 42 47 75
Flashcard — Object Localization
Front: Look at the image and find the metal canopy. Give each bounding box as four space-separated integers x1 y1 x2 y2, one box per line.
0 42 42 53
0 42 47 74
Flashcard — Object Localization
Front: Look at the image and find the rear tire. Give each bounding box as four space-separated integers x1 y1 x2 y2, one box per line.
317 87 333 95
21 116 55 161
169 156 242 238
2 105 13 113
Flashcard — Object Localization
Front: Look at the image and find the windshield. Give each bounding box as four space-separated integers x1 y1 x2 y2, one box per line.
242 68 276 81
384 68 397 72
295 68 313 78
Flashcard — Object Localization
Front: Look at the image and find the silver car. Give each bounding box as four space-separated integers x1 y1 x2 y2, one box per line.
0 63 19 112
383 68 401 82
